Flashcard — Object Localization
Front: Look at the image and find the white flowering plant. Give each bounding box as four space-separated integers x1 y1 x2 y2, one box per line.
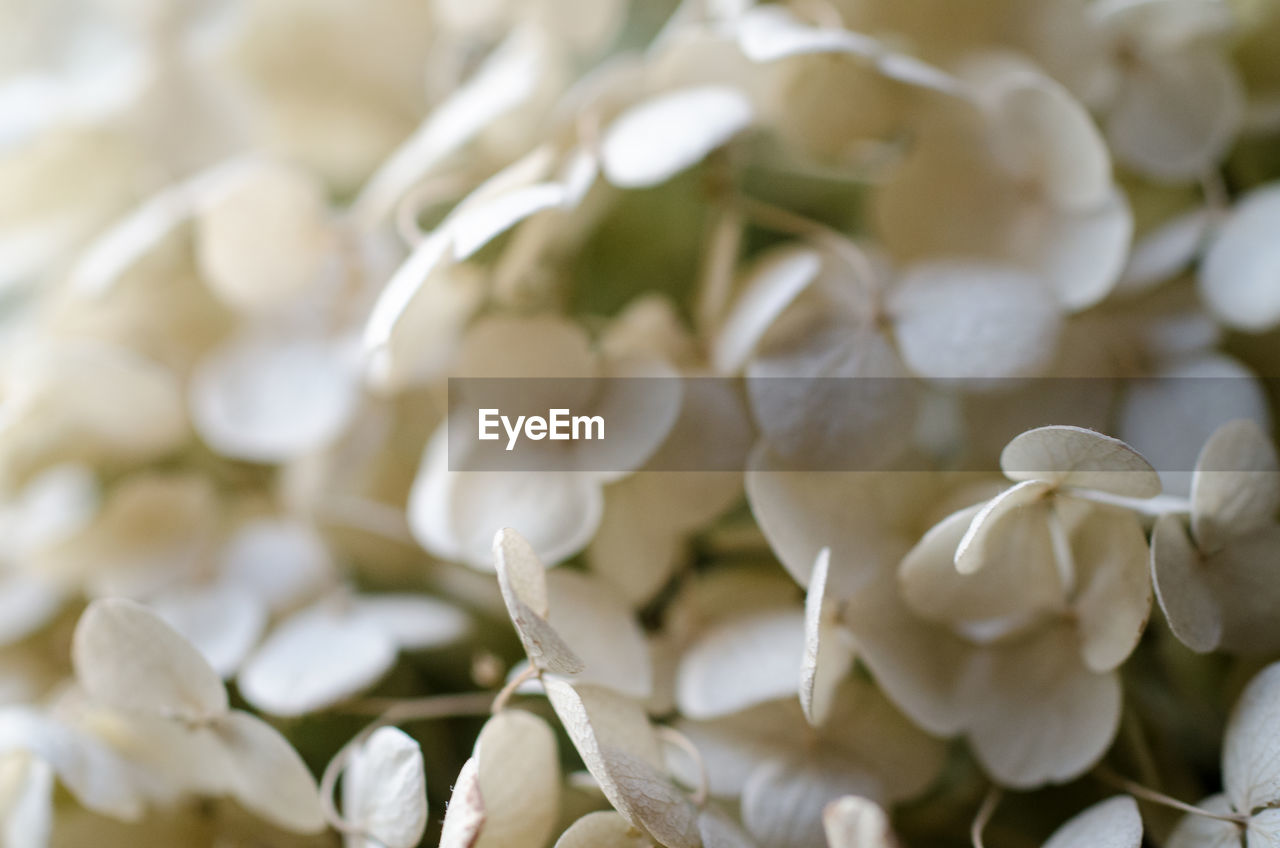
4 0 1280 846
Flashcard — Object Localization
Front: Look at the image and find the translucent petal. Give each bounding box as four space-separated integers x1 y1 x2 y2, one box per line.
801 548 855 727
1164 795 1239 848
0 706 146 820
352 29 546 225
676 608 805 719
1106 47 1244 182
1035 189 1133 312
150 583 268 678
1200 183 1280 331
742 754 881 848
342 727 427 848
734 6 881 62
888 262 1062 383
1150 513 1222 653
213 710 325 834
999 426 1161 497
1191 419 1280 553
218 519 334 613
553 811 654 848
712 246 821 375
438 758 484 848
1250 808 1280 848
494 526 551 621
698 806 757 848
1042 796 1142 848
903 502 1067 625
1071 506 1152 673
959 625 1121 788
545 570 652 698
469 710 561 848
544 678 698 848
823 796 894 848
190 336 358 463
194 160 333 312
349 594 470 651
1224 660 1280 813
73 598 227 721
1119 208 1210 292
601 87 754 189
237 605 398 716
954 480 1056 576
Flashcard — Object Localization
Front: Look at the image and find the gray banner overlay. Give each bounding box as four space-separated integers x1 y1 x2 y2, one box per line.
445 377 1275 472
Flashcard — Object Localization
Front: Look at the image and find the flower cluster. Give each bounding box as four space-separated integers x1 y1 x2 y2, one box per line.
4 0 1280 846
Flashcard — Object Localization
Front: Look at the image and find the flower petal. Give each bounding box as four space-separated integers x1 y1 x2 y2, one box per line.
601 87 754 189
1042 796 1142 848
212 710 325 834
999 426 1161 497
73 598 227 721
342 727 427 848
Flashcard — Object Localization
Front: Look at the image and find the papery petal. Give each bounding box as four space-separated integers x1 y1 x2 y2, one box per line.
218 518 334 613
999 426 1161 497
801 549 855 727
553 811 654 848
888 261 1062 383
1165 795 1242 848
342 727 427 848
349 594 470 651
73 598 227 721
213 710 325 834
0 706 147 820
238 605 398 716
150 583 268 678
960 625 1121 788
1150 513 1222 653
194 159 333 312
467 710 561 848
1071 505 1151 673
601 87 754 188
676 608 805 719
1042 796 1142 848
712 245 822 375
190 336 358 463
545 569 652 698
1225 660 1280 813
953 480 1057 576
1200 183 1280 331
823 796 894 848
1106 47 1244 182
1191 419 1280 553
439 757 484 848
742 754 881 848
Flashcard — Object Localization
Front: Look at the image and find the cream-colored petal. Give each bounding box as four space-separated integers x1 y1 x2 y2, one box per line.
342 727 427 848
801 548 855 727
1224 660 1280 813
237 605 398 717
1150 513 1222 653
469 710 561 848
822 796 894 848
1200 183 1280 332
676 608 805 719
1042 796 1142 848
712 246 822 375
1164 795 1240 848
960 625 1121 788
1192 419 1280 553
1071 505 1152 673
546 570 652 698
888 261 1062 384
601 87 754 189
212 710 325 834
553 811 653 848
73 598 227 722
438 758 484 848
954 480 1056 576
999 426 1161 497
742 754 881 848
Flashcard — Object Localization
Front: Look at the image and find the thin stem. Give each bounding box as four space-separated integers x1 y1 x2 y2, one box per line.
491 665 539 714
694 204 744 338
656 725 710 807
393 171 470 246
1067 488 1191 518
732 193 881 306
344 690 497 719
1094 766 1248 825
971 786 1002 848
